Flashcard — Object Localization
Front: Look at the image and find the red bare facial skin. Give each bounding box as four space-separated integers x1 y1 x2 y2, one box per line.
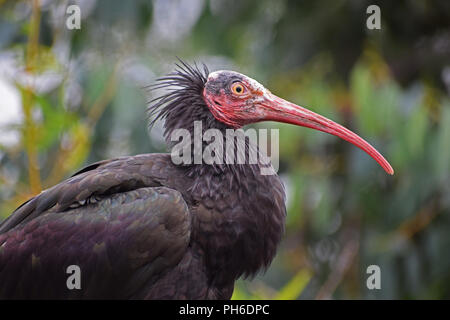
202 76 264 128
203 71 394 175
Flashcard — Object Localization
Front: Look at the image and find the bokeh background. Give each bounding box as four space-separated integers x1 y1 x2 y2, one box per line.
0 0 449 299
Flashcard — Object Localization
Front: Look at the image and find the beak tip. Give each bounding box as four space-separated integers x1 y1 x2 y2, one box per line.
386 166 394 175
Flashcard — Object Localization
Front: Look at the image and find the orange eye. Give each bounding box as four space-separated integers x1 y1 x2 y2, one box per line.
231 83 246 95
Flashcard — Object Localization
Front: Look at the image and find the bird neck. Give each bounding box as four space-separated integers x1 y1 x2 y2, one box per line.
177 136 286 287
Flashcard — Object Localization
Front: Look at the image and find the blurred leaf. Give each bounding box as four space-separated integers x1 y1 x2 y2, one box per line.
286 171 305 229
434 101 450 179
405 104 428 158
63 122 91 172
275 269 311 300
34 93 75 150
231 286 251 300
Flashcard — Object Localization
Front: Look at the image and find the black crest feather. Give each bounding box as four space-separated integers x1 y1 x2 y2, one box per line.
147 59 215 142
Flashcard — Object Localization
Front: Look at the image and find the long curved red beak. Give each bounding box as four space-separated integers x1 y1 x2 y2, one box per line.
260 93 394 175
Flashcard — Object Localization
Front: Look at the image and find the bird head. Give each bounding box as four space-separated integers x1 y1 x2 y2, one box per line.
203 70 394 175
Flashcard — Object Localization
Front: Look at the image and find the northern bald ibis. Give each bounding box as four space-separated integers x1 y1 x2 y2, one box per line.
0 61 393 299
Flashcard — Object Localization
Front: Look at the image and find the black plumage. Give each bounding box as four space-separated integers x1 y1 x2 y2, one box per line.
0 61 286 299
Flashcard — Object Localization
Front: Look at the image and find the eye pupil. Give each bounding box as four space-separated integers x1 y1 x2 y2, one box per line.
231 83 245 95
